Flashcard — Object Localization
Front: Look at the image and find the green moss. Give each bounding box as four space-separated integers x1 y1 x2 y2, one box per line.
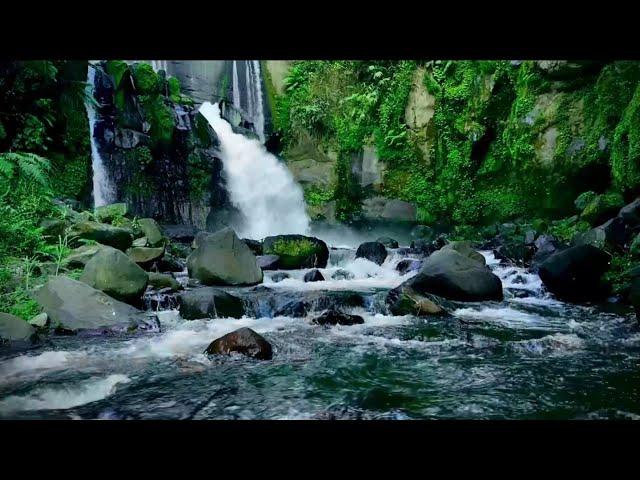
270 238 317 258
574 191 597 211
105 60 129 89
612 83 640 193
132 63 160 96
140 95 175 147
548 216 591 243
304 184 333 207
580 192 624 225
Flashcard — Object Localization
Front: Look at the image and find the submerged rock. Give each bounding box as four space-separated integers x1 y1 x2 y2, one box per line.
355 241 387 265
271 272 290 283
0 312 37 345
178 287 245 319
304 269 325 282
405 248 503 302
34 276 159 333
538 245 611 301
312 310 364 326
262 234 329 269
331 269 355 280
396 259 423 275
204 327 272 360
386 286 446 316
187 227 263 286
68 221 133 251
80 246 148 304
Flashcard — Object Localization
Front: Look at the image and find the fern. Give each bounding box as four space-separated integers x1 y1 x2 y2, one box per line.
0 152 51 186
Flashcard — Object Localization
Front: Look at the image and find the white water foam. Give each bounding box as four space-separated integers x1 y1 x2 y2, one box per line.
0 374 130 414
199 101 310 239
0 350 88 383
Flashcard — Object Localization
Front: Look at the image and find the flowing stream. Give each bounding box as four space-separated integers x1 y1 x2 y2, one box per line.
1 247 639 420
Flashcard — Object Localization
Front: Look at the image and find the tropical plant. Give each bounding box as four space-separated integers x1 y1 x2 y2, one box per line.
0 151 51 187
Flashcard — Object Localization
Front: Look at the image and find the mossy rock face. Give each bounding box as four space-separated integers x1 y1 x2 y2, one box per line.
630 234 640 258
95 203 129 223
580 193 625 226
574 191 597 211
80 246 149 304
68 221 133 251
137 218 164 247
132 63 160 95
148 272 182 291
262 235 329 269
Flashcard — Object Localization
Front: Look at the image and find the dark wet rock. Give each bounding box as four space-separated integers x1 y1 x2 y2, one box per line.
204 327 272 360
68 221 133 251
405 249 503 302
331 269 355 280
524 229 537 246
257 255 280 270
178 287 244 319
162 224 198 242
187 227 262 286
262 290 366 318
410 239 436 256
263 235 329 269
312 310 364 326
271 272 290 283
440 241 486 266
156 253 184 273
531 235 563 271
572 217 627 251
538 245 611 302
304 269 325 282
80 246 148 304
376 236 399 248
618 197 640 227
242 238 263 256
396 247 423 256
147 272 182 291
355 242 387 265
34 276 159 334
137 218 164 247
580 193 625 226
628 269 640 322
411 225 435 242
0 312 37 345
396 259 423 275
386 286 447 316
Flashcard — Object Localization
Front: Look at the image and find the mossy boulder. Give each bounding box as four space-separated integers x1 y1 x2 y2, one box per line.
68 221 133 251
138 218 164 247
580 193 625 226
63 243 110 269
178 287 244 320
40 218 66 239
80 246 149 304
148 272 182 291
386 286 447 316
574 191 597 211
34 276 159 333
440 241 486 266
187 227 263 286
132 63 160 95
95 203 128 223
126 246 165 268
263 235 329 269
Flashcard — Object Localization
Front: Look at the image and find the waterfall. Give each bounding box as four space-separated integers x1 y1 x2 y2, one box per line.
249 60 265 143
232 61 241 110
85 64 114 208
199 102 310 239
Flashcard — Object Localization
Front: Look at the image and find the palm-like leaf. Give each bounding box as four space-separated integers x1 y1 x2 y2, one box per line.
0 152 51 186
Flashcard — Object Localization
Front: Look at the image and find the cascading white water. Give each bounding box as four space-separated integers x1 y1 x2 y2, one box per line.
199 101 310 239
232 61 241 110
85 64 114 207
249 60 265 143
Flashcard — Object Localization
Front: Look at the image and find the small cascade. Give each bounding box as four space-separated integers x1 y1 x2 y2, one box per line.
232 61 241 110
85 63 114 208
228 60 266 143
198 102 310 239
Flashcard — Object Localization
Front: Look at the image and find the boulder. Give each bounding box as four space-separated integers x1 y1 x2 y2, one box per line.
68 221 133 251
163 224 198 243
572 217 627 251
538 245 611 301
63 243 109 269
362 196 417 222
28 312 49 328
386 286 446 316
157 254 184 273
396 259 423 275
410 239 436 255
178 287 244 319
531 235 563 271
355 242 387 265
191 231 212 249
94 203 128 223
440 241 486 266
618 197 640 227
80 246 149 304
0 312 37 345
40 218 66 239
204 327 272 360
405 249 503 302
411 225 435 242
187 228 263 286
127 246 165 268
137 218 164 247
630 234 640 257
34 276 159 333
257 255 280 270
312 310 364 326
304 269 325 282
242 238 263 256
271 272 290 283
147 272 182 291
132 237 148 247
580 193 625 226
376 236 399 248
263 234 329 269
574 191 597 211
331 269 354 280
